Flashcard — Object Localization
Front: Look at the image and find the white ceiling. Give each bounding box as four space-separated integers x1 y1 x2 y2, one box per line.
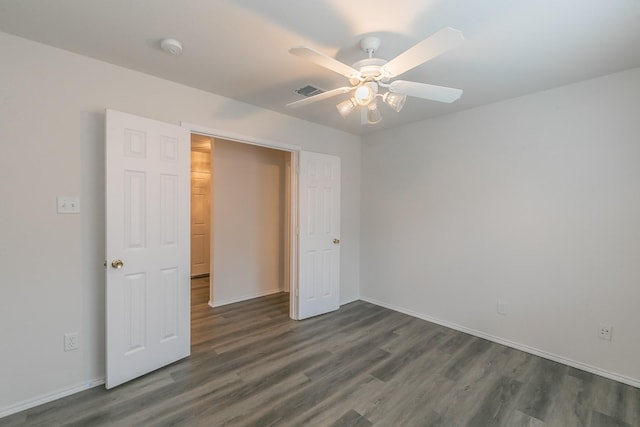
2 0 640 135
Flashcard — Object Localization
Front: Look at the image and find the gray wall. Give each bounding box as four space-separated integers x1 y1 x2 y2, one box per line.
212 139 288 305
361 67 640 386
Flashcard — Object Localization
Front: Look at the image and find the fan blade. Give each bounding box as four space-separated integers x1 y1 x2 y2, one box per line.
290 46 360 79
382 27 464 78
389 80 463 103
286 86 355 108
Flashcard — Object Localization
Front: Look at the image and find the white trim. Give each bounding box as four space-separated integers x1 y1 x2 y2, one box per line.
209 288 286 308
181 122 301 152
360 296 640 389
340 296 360 306
0 378 105 419
289 151 299 320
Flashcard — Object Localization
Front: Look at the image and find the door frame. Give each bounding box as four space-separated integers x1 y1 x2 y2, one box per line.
181 122 301 320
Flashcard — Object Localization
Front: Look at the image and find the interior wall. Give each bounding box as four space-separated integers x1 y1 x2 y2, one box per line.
0 31 361 415
212 139 289 306
360 67 640 385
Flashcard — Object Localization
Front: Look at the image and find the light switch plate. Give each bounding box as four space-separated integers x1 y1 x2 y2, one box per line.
57 197 80 214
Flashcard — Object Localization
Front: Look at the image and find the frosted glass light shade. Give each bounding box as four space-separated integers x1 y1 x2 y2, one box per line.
336 99 356 118
383 92 407 112
367 102 382 124
353 85 374 106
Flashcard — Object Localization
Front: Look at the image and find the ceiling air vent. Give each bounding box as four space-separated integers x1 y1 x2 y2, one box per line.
294 84 325 97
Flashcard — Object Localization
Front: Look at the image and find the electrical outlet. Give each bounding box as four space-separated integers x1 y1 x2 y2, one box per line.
57 197 80 214
64 332 79 351
497 300 509 315
598 324 612 341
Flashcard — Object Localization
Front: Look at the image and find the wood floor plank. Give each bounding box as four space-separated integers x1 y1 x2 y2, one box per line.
2 279 639 427
288 375 383 426
467 375 523 426
543 374 591 427
328 409 372 427
514 357 568 422
427 344 509 425
362 351 456 425
589 374 640 427
242 348 391 426
370 329 446 382
590 410 635 427
504 409 547 426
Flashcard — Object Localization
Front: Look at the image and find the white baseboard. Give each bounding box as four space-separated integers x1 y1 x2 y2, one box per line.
0 378 105 419
208 288 285 308
340 295 360 306
360 296 640 389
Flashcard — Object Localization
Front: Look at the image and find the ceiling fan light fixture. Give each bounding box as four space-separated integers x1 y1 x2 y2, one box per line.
287 28 464 126
367 102 382 124
353 85 373 106
383 92 407 112
336 98 356 118
353 82 378 106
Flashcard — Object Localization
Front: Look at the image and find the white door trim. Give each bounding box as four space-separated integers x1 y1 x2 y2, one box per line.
180 122 301 320
182 122 301 152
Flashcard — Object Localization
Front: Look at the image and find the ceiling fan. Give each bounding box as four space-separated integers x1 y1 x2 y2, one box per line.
286 27 464 124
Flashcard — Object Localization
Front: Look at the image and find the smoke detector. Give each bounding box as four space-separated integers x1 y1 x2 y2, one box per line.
160 38 183 55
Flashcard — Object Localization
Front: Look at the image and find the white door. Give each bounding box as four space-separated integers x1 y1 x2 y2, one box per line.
297 151 341 319
105 109 190 389
190 150 211 277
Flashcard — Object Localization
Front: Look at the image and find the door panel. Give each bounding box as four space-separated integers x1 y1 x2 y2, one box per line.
190 167 211 277
298 151 340 319
105 109 190 389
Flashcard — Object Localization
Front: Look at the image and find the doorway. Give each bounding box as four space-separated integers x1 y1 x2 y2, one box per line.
190 135 292 309
190 135 212 278
105 111 340 388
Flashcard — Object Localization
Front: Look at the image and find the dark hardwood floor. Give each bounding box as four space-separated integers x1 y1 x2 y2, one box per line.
2 277 639 426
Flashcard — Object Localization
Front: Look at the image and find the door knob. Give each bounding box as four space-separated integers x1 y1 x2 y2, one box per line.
111 259 124 269
333 238 340 244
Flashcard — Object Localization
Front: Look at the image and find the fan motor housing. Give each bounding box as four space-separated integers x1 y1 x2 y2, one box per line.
352 58 387 80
